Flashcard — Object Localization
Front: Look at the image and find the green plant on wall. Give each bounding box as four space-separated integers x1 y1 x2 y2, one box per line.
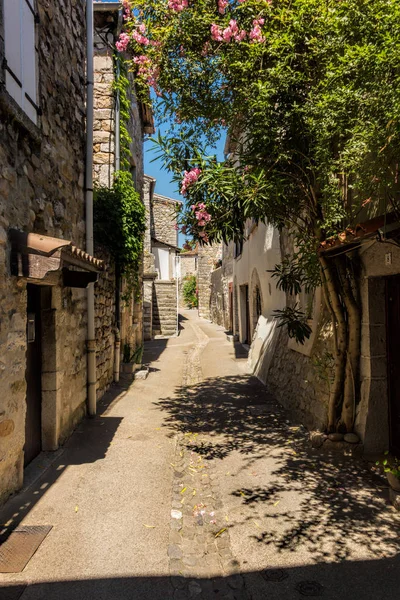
113 55 133 170
94 171 145 300
182 275 198 309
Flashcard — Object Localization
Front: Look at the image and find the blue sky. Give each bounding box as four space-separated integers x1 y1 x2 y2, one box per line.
144 122 226 246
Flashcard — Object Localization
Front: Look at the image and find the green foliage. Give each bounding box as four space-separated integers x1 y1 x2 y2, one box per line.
182 274 198 308
376 452 400 480
122 0 400 290
312 352 335 386
113 56 133 170
273 304 312 345
94 171 145 299
122 343 144 364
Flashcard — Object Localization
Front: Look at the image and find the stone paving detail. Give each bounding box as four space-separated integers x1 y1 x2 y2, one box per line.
168 322 250 599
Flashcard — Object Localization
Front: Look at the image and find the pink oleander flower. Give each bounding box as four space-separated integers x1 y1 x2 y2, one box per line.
249 22 265 43
212 20 246 43
234 29 247 42
218 0 229 14
115 32 130 52
181 168 202 195
174 224 179 230
122 1 131 20
168 0 188 11
211 24 224 41
132 29 150 46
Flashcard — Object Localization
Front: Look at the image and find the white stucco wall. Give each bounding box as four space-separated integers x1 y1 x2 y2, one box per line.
233 222 286 383
154 247 170 280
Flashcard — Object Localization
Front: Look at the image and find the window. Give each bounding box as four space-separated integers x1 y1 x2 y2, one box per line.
3 0 39 123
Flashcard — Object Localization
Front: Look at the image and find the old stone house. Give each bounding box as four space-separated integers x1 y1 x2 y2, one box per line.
267 215 400 455
143 175 180 338
0 0 96 504
92 2 153 394
0 0 151 506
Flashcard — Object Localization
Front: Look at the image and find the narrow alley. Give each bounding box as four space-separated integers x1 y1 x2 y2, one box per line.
1 310 400 600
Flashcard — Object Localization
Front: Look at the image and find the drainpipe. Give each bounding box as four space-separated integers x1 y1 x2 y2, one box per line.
86 0 96 416
113 7 123 382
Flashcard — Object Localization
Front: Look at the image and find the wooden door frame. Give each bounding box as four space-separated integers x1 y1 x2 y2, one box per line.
386 275 400 455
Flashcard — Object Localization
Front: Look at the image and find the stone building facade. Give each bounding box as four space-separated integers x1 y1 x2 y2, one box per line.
178 248 198 307
92 5 152 393
197 243 223 320
209 242 233 330
143 180 180 338
268 218 400 455
0 0 91 503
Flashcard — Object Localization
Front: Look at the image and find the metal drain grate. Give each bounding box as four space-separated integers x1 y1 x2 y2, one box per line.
295 581 324 596
0 585 27 600
262 569 289 582
0 526 52 573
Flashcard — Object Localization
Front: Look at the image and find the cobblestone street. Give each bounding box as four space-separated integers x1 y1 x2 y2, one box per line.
1 310 400 600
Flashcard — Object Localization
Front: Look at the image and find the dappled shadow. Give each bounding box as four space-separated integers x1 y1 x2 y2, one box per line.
156 374 289 457
156 374 400 565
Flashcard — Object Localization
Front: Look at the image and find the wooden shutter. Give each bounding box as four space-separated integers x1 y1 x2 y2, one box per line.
4 0 23 107
22 0 38 122
3 0 38 124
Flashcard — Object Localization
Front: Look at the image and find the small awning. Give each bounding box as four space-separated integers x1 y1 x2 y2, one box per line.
318 212 400 255
10 230 104 287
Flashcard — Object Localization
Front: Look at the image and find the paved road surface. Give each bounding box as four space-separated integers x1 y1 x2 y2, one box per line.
1 310 399 599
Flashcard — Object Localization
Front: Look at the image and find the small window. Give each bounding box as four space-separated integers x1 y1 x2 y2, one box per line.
3 0 39 123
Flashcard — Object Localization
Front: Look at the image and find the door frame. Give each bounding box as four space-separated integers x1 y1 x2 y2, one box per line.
386 275 400 455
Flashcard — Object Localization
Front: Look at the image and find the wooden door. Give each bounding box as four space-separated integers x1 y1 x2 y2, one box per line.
25 284 42 466
386 275 400 455
244 285 250 344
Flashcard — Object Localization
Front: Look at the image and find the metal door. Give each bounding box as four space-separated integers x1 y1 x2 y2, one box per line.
386 275 400 455
25 284 42 466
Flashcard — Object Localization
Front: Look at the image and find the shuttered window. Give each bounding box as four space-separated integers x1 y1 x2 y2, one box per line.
3 0 39 124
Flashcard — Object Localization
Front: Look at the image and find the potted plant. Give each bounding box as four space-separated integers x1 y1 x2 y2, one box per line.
121 343 143 375
376 452 400 492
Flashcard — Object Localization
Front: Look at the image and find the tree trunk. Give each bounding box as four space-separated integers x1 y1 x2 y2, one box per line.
319 255 347 432
336 256 361 431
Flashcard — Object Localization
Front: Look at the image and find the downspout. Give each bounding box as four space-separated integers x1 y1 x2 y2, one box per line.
113 8 123 383
86 0 96 416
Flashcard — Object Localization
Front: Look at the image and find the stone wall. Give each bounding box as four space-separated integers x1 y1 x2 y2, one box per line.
151 194 180 247
94 247 116 400
267 312 333 432
0 0 87 503
93 17 145 378
210 267 230 330
93 48 115 188
153 281 178 337
197 243 222 320
179 253 197 306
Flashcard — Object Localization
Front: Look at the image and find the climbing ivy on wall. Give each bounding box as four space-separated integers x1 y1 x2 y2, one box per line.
94 171 145 299
113 55 132 170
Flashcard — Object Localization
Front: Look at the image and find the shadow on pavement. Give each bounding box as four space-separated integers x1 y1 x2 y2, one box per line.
0 384 126 540
156 374 400 567
2 559 400 600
